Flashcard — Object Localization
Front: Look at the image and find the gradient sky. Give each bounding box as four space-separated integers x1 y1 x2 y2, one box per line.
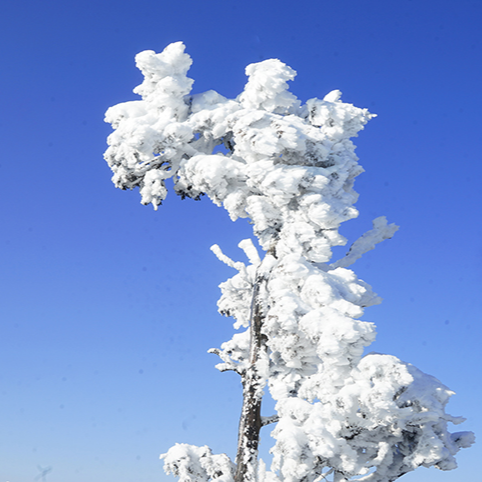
1 1 481 481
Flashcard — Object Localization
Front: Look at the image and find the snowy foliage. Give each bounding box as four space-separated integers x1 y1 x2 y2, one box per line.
105 42 473 482
162 444 236 482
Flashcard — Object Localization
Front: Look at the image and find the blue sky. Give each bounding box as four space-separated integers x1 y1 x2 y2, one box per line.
1 1 481 481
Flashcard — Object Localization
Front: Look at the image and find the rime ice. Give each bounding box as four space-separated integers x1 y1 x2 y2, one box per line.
105 42 473 482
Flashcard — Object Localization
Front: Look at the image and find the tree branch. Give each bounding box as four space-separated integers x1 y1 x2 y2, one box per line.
261 415 279 427
329 216 398 269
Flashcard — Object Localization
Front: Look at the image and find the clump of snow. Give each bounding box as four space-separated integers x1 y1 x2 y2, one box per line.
162 444 235 482
238 59 299 113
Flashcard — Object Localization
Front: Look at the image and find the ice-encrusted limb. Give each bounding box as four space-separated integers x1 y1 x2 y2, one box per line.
208 331 250 376
238 239 261 267
208 348 244 375
261 415 280 427
211 244 247 272
329 216 399 269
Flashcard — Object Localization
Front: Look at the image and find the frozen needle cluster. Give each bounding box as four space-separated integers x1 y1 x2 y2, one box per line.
105 42 473 482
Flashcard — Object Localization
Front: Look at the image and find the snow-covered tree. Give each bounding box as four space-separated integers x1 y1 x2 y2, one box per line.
104 42 473 482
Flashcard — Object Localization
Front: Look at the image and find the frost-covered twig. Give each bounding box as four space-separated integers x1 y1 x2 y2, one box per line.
211 244 246 272
329 216 399 269
207 348 244 375
261 415 279 427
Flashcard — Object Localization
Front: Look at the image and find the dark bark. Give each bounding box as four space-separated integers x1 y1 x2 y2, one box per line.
234 255 272 482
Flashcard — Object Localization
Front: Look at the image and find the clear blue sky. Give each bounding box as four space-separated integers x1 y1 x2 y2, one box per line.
1 1 481 481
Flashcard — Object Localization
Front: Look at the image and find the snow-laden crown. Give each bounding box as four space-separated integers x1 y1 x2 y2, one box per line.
105 42 473 482
105 41 378 263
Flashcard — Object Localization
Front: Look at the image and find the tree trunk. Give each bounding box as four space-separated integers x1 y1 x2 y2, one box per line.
234 255 272 482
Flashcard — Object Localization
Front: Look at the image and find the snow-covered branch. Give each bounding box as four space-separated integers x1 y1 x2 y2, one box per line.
261 415 279 427
330 217 399 269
